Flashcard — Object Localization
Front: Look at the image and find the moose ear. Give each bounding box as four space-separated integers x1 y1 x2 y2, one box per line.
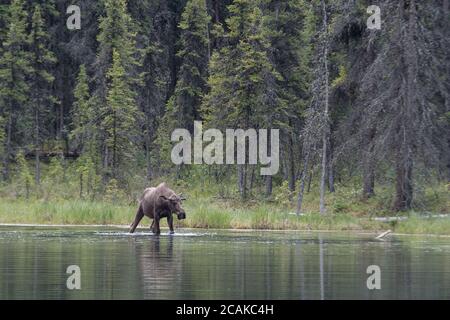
159 195 170 201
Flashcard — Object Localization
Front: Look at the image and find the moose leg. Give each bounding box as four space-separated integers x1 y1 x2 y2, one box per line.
167 215 174 234
150 220 155 233
129 205 144 233
153 215 161 235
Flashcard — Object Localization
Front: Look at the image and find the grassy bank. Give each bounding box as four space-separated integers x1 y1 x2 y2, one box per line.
0 167 448 234
0 194 449 235
0 196 372 229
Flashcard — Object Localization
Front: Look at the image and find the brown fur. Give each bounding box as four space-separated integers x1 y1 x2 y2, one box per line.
129 183 186 235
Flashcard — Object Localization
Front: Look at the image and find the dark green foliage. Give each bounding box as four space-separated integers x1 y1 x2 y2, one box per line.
154 0 211 175
203 0 282 129
0 0 447 212
202 0 284 198
0 0 32 181
93 0 142 181
172 0 210 130
71 64 96 158
28 3 57 184
102 49 142 180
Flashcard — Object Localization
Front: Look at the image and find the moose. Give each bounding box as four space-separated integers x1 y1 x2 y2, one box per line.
129 183 186 235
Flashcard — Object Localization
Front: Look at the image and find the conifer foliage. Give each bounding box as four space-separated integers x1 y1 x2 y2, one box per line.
0 0 448 211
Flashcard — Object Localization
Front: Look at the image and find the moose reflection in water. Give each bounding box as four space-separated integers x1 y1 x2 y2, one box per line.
132 236 183 299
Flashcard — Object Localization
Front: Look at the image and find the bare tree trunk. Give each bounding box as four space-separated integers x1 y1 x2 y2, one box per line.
393 152 413 211
87 172 93 198
296 149 310 214
112 111 117 179
35 108 41 185
319 0 330 215
2 113 13 181
238 164 247 200
243 164 247 199
25 180 30 199
265 176 272 198
307 169 313 193
282 153 289 181
213 0 220 23
362 164 375 199
444 0 450 186
145 133 152 182
59 100 64 141
447 98 450 187
103 145 109 184
239 112 250 200
249 165 255 194
393 0 417 211
79 173 83 199
362 129 376 199
319 136 328 214
328 164 335 193
327 139 335 193
288 131 296 193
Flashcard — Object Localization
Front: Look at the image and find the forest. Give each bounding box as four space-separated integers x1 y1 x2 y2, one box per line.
0 0 449 231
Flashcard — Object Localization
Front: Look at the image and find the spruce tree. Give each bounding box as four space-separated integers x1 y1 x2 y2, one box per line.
70 64 104 199
330 0 380 200
171 0 210 131
71 65 95 155
28 3 57 185
101 49 142 180
155 0 211 175
94 0 141 180
94 0 140 106
264 0 312 195
202 0 282 199
353 0 447 211
130 0 172 180
0 115 5 162
0 0 31 181
0 2 8 44
15 150 33 199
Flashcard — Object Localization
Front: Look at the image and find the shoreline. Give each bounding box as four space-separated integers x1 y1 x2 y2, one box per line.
1 222 450 238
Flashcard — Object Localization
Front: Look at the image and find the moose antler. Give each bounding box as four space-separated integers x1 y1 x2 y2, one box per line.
179 193 187 201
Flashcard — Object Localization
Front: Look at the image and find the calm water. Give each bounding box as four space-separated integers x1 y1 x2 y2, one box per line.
0 226 449 300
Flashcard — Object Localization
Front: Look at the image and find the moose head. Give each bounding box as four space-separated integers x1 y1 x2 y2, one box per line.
160 193 186 220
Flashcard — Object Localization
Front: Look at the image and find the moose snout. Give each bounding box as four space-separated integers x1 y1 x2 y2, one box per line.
177 211 186 220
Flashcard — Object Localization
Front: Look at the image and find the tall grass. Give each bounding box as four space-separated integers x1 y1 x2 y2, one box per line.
0 199 134 225
1 196 450 234
394 214 450 235
0 162 448 234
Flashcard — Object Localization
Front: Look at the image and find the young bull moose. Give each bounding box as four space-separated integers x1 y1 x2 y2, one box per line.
129 183 186 235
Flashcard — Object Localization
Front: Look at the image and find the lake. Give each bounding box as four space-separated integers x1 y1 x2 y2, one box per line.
0 226 449 299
